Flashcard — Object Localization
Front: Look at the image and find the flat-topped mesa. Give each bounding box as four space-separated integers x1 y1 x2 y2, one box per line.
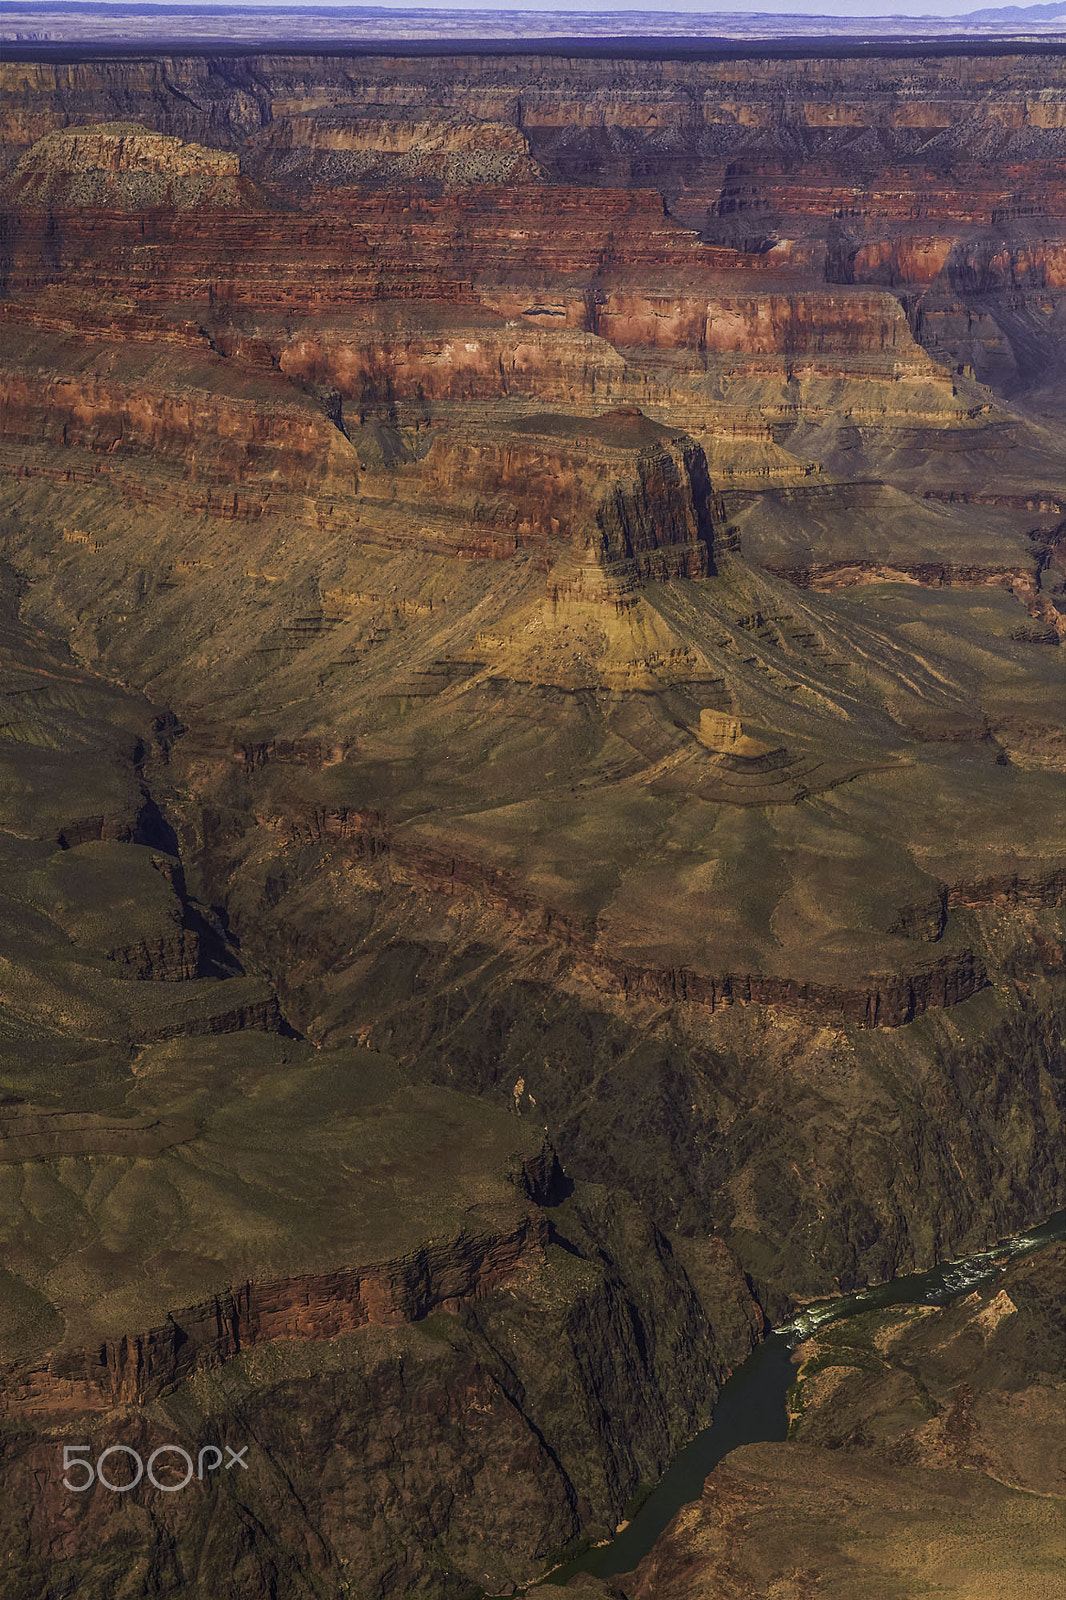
1 121 254 210
696 709 784 763
252 112 545 190
412 408 719 579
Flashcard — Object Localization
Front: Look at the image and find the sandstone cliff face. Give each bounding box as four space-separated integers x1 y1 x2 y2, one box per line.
8 1213 551 1415
0 320 363 526
1 47 1059 401
0 43 1062 1600
0 362 350 494
413 415 717 574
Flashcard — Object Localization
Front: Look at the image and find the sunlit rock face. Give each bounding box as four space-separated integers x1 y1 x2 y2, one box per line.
0 40 1062 1600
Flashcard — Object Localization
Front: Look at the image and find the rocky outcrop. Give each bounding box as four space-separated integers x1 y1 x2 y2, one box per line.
621 1243 1066 1600
266 801 989 1027
763 557 1033 590
589 946 988 1028
105 927 199 980
1 121 253 209
6 1214 549 1415
0 1102 197 1164
0 344 361 517
0 41 1062 1600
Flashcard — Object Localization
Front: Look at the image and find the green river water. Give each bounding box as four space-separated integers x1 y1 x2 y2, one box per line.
537 1206 1066 1587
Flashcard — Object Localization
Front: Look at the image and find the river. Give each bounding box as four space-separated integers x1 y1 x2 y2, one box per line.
538 1206 1066 1587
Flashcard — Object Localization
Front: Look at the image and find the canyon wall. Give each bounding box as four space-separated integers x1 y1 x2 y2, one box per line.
620 1244 1066 1600
0 41 1062 1600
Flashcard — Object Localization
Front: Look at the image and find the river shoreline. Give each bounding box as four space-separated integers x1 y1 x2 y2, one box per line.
532 1205 1066 1591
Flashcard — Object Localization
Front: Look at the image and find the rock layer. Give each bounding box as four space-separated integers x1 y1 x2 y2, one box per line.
0 39 1062 1600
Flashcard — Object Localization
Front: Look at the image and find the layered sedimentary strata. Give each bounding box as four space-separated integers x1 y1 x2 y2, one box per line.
0 579 762 1596
2 1083 557 1417
4 119 253 208
1 46 1061 404
0 337 360 520
0 1046 762 1593
0 40 1062 1600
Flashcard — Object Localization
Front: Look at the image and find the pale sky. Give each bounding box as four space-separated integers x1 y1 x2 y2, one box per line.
84 1 1046 19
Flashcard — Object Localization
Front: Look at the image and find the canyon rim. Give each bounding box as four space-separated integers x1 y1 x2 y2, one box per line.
0 6 1063 1598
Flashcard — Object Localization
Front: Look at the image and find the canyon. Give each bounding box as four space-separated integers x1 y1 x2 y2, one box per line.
611 1240 1066 1600
0 39 1062 1600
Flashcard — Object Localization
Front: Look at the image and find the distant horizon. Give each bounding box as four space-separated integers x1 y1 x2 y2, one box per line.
12 0 1065 19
